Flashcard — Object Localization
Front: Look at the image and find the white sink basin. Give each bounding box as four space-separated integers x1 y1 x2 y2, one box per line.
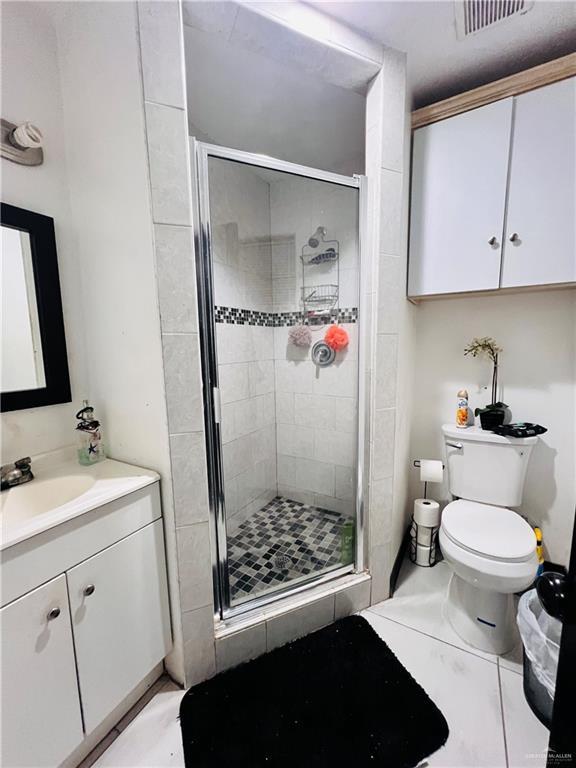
1 448 159 550
2 474 96 521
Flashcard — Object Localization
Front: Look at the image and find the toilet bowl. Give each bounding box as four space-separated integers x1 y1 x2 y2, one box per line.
439 425 539 655
439 500 538 654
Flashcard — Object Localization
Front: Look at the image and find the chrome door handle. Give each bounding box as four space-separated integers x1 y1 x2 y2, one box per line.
47 607 61 621
446 441 463 450
509 233 520 243
488 236 498 247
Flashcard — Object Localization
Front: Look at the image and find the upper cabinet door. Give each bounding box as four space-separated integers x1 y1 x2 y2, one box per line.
501 78 576 287
408 98 513 297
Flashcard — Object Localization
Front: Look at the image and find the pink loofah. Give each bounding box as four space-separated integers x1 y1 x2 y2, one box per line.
288 324 312 347
324 324 349 351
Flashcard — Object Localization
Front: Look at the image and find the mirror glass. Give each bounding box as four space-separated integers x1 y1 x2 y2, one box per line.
1 225 46 392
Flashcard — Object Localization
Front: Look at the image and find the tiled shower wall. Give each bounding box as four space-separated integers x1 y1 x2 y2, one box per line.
210 160 278 534
364 51 414 605
270 177 359 516
212 165 361 525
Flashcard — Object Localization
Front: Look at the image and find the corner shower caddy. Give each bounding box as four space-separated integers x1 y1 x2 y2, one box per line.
300 227 340 318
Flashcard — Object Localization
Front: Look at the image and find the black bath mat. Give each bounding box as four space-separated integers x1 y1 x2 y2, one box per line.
180 615 449 767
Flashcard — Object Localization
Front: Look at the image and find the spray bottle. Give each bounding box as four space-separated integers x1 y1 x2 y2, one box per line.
456 389 469 429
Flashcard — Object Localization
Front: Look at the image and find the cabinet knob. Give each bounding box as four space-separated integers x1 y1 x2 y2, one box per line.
509 232 520 243
83 584 96 597
47 607 61 621
488 236 498 247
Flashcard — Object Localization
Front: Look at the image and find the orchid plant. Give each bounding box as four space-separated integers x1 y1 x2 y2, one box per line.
464 336 503 410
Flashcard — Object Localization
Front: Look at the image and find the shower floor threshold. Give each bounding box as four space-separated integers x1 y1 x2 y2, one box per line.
227 495 351 607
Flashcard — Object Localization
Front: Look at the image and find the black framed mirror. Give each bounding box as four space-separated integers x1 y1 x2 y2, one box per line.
1 202 71 412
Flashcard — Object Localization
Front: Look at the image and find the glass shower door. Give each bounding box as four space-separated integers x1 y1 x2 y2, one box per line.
196 143 364 616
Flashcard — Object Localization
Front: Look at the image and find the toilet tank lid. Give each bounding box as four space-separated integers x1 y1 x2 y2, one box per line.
442 424 538 446
442 500 536 561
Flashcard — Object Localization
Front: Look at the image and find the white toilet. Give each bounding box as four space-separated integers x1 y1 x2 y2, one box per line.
439 424 539 655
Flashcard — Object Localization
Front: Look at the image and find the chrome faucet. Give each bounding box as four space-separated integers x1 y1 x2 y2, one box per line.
1 457 34 491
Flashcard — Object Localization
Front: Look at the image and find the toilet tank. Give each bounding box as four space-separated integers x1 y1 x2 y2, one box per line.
442 425 538 507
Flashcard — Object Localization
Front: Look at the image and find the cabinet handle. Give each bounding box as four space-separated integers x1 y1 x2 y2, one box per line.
83 584 96 597
488 236 498 247
47 607 61 621
509 233 520 243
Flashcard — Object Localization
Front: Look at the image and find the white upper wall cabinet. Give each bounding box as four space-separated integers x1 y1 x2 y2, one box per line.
408 98 513 296
408 77 576 298
501 78 576 287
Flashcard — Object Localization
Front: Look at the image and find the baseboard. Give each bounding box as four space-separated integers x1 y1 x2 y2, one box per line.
63 663 165 768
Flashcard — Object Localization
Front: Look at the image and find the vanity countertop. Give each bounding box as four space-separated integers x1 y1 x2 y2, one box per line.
1 447 159 550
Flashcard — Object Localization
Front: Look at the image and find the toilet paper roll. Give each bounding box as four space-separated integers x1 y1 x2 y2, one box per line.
419 459 444 484
415 543 434 566
413 498 440 528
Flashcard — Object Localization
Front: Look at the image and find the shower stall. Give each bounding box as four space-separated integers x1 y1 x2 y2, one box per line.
193 142 366 619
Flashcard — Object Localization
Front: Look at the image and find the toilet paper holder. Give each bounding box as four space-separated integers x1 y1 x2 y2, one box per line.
413 460 445 469
413 459 445 502
409 519 440 567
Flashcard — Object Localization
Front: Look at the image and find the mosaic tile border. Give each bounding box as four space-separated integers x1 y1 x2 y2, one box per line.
215 306 358 327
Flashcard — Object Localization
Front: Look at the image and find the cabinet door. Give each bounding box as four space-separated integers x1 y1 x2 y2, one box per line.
67 520 172 733
0 575 84 767
501 78 576 287
408 98 513 296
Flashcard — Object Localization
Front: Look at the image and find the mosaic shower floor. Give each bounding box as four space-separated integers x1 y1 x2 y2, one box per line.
227 496 349 603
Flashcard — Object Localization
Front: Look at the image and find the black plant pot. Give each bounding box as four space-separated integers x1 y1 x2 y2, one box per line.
479 408 506 431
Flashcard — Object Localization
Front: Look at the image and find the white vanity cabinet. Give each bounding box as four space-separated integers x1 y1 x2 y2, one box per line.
0 575 84 768
0 476 172 767
68 519 171 733
408 76 576 297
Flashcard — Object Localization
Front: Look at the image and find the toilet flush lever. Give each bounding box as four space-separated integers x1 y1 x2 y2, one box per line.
446 441 463 450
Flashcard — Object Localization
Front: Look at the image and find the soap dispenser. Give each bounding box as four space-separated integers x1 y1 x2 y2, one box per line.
76 400 106 465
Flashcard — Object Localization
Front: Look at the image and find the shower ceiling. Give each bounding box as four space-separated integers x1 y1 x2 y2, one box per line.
183 24 365 176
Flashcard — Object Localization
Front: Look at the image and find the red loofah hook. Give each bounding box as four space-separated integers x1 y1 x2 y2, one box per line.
324 324 349 351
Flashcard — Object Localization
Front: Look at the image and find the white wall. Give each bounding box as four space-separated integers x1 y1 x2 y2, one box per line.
52 0 171 482
0 2 87 461
409 290 576 567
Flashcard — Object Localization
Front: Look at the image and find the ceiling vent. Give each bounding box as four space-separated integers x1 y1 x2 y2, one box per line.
455 0 534 39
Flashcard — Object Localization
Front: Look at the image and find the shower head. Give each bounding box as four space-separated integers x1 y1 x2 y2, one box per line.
308 226 327 249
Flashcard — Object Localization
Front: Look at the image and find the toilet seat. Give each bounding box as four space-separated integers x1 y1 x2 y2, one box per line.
441 500 536 562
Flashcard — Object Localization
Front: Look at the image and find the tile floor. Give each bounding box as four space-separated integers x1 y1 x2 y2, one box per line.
86 560 550 768
227 495 349 603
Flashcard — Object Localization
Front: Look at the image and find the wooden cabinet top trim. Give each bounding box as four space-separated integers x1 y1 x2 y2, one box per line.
412 53 576 130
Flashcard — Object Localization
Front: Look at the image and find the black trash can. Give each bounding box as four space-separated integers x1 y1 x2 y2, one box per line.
523 649 552 728
517 588 561 730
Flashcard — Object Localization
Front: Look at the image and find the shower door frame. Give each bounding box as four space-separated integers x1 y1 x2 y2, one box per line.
192 139 368 621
